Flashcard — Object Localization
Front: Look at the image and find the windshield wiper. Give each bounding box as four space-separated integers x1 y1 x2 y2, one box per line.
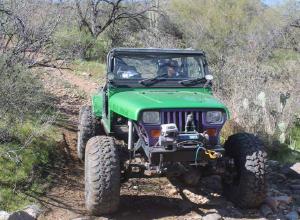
178 77 207 86
139 73 168 86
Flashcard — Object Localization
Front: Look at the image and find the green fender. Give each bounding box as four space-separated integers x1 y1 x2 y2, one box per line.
92 93 103 118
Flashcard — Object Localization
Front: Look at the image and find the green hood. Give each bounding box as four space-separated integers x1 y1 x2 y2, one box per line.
109 88 229 120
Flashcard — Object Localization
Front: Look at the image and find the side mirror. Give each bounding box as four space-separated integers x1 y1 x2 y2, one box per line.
204 74 213 89
205 74 213 81
107 72 115 81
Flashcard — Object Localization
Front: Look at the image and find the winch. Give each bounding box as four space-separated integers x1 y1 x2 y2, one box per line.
159 123 209 150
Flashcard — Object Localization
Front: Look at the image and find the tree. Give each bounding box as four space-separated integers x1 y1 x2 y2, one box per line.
0 0 62 67
75 0 154 39
0 0 62 122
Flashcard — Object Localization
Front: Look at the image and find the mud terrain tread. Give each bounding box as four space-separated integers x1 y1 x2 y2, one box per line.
223 132 267 208
77 105 96 160
85 136 120 215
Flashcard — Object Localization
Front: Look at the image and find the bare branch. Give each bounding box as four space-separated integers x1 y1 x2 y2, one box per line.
75 0 154 38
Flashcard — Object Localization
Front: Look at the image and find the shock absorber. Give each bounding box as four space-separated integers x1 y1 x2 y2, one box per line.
128 120 133 151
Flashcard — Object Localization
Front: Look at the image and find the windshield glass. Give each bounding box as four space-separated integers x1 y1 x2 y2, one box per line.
112 54 206 86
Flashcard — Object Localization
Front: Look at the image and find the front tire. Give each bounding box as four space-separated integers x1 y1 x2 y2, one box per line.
85 136 120 215
223 133 267 208
77 106 96 160
181 168 201 186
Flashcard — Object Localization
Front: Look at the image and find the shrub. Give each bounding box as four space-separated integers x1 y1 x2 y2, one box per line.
214 53 299 146
53 27 110 61
0 54 58 211
0 55 51 123
0 117 60 211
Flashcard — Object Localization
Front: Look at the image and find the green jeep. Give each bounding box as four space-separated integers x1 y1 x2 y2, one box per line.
77 48 267 215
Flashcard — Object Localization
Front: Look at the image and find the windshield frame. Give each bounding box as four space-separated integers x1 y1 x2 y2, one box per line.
107 49 210 88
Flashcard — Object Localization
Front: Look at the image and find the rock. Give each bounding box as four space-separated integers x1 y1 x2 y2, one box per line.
178 201 194 213
286 211 299 220
289 179 300 184
166 183 173 188
23 205 41 219
269 188 285 196
291 163 300 174
281 189 292 195
166 183 179 195
260 204 273 217
169 188 179 195
121 211 131 216
298 207 300 214
279 203 289 210
132 185 138 190
290 185 300 190
292 194 300 200
187 212 203 220
264 197 279 211
272 173 287 182
8 211 35 220
202 213 222 220
0 211 10 220
81 72 91 77
282 163 300 178
182 189 209 204
183 170 201 186
274 195 292 204
281 164 293 175
201 175 222 191
71 217 91 220
267 160 280 168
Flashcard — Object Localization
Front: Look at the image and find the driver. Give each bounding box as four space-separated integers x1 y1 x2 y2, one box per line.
167 60 180 78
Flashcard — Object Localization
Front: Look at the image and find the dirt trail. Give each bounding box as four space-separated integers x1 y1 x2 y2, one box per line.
37 67 300 220
37 67 93 219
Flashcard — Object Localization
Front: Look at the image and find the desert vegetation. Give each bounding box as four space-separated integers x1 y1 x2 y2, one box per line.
57 0 300 155
0 0 299 215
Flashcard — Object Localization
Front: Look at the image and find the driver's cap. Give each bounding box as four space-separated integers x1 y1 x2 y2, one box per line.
168 60 178 67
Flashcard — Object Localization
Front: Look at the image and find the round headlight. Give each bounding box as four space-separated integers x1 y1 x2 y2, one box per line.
206 111 223 124
142 111 160 124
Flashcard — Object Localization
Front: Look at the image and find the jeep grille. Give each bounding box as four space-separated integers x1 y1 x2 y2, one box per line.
161 110 203 132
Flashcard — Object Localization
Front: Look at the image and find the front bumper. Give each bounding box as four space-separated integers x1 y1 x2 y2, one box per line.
149 145 224 166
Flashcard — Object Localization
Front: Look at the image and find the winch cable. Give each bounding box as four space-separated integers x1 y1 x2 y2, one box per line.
194 144 206 165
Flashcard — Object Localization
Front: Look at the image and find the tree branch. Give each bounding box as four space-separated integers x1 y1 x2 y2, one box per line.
75 0 155 39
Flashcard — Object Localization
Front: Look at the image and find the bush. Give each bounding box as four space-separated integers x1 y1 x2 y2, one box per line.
0 54 58 211
0 55 51 123
268 122 300 164
53 27 110 61
288 122 300 152
0 117 60 211
213 52 299 145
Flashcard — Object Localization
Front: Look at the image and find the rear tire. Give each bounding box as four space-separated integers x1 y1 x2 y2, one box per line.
223 133 267 208
85 136 120 215
77 106 97 160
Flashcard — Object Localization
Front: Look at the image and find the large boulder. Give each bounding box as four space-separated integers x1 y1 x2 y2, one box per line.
0 211 10 220
281 163 300 178
290 163 300 175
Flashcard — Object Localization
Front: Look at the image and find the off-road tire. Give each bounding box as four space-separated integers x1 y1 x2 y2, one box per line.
223 132 267 208
85 136 120 215
180 168 201 186
77 106 97 160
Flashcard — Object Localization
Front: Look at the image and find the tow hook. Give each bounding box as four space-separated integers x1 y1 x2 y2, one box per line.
195 145 223 164
205 149 222 159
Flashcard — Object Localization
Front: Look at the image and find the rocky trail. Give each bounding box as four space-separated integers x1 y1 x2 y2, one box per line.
35 67 300 220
